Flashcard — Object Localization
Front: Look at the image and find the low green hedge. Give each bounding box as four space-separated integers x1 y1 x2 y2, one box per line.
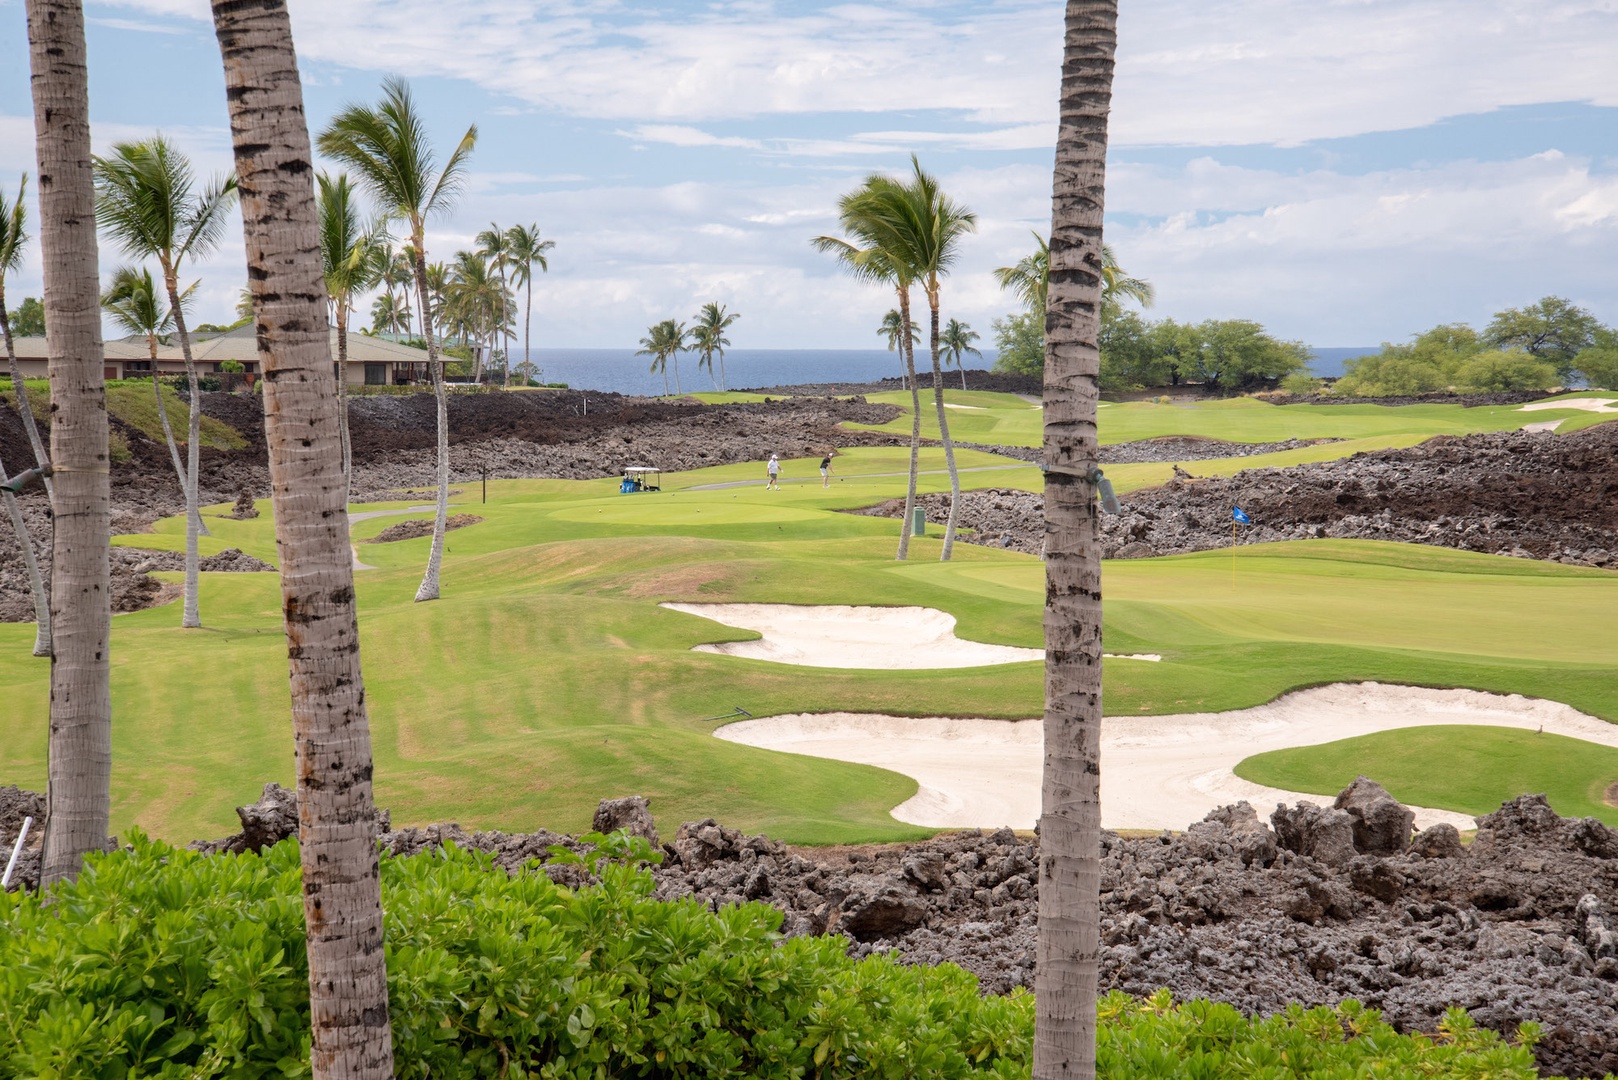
0 834 1557 1078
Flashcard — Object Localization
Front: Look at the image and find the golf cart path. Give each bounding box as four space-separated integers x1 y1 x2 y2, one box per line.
347 504 442 570
716 684 1618 834
685 463 1032 491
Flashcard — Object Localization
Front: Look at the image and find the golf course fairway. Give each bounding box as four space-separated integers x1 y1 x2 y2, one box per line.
1 444 1614 844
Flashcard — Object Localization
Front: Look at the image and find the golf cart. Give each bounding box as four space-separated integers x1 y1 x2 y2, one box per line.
620 466 661 493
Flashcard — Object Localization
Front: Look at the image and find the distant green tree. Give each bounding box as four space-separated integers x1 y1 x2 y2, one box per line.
1450 350 1559 393
9 297 44 337
1335 323 1486 396
1485 296 1600 378
691 302 739 391
1178 319 1309 392
1097 309 1158 390
636 318 686 395
1573 328 1618 389
991 311 1043 376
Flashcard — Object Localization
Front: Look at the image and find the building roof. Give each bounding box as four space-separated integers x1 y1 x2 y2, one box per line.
9 326 428 365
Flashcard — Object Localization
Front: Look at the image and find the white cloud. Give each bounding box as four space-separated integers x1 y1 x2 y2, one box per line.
94 0 1618 147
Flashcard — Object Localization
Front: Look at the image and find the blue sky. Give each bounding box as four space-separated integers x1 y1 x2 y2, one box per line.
1 0 1615 352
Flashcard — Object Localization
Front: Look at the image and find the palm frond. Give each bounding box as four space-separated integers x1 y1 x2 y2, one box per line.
0 174 27 277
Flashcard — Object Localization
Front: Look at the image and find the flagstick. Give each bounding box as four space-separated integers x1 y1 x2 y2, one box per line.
1231 516 1236 590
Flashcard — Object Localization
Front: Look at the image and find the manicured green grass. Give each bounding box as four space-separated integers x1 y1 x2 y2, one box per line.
1235 726 1618 824
4 448 1615 846
848 390 1610 450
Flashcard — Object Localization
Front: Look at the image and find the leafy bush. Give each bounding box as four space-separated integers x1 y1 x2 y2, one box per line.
1099 991 1549 1080
0 836 1567 1079
0 834 1031 1078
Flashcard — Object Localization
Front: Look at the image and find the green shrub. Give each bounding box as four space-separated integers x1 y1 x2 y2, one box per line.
0 836 1565 1079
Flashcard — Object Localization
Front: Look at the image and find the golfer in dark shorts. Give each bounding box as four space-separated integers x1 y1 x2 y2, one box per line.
819 454 833 487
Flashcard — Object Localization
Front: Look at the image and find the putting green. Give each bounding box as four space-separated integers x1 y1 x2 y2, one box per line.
1235 726 1618 825
3 446 1614 845
848 390 1614 451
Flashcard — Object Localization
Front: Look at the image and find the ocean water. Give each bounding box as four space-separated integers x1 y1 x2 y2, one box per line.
518 348 991 395
515 345 1379 394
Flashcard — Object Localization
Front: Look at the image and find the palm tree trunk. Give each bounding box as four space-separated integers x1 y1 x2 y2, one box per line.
147 334 190 510
409 225 450 603
895 286 921 561
211 3 395 1074
673 351 682 396
928 290 961 561
523 275 532 384
960 363 968 392
163 264 206 627
0 447 50 655
337 303 352 507
2 299 56 504
718 350 727 392
27 0 113 888
1034 4 1115 1078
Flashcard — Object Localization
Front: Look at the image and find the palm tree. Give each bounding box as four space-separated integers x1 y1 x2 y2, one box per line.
994 231 1050 318
941 318 982 391
211 2 395 1072
446 249 510 377
318 172 385 498
475 223 515 383
876 308 919 386
1 174 53 505
1035 4 1117 1078
997 232 1152 321
505 223 553 377
814 200 924 560
102 265 193 514
850 157 978 560
690 302 738 390
319 77 477 604
93 135 237 628
636 318 686 396
0 173 51 656
26 0 113 888
369 291 410 336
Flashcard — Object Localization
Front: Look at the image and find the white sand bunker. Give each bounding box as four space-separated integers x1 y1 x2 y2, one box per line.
715 683 1618 833
1520 396 1618 413
660 603 1043 669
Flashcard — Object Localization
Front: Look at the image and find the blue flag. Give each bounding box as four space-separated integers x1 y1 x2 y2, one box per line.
1233 506 1251 525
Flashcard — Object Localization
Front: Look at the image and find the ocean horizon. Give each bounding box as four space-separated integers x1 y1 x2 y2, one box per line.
513 345 1380 395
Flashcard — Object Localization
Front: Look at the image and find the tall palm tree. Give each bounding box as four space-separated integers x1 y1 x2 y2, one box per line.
0 172 51 656
101 265 193 512
211 1 395 1073
27 0 113 888
423 260 450 332
505 222 553 376
690 302 738 391
636 318 685 396
446 249 509 377
318 171 385 498
93 135 237 628
319 77 476 604
369 291 410 336
475 223 514 383
1 174 53 505
815 206 926 559
941 318 982 391
1035 4 1117 1078
877 308 919 386
851 157 978 560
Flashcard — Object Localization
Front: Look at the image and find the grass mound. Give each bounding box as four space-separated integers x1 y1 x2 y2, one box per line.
0 833 1560 1079
1235 726 1618 824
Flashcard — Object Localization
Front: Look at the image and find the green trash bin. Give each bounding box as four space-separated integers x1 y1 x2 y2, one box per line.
912 506 926 536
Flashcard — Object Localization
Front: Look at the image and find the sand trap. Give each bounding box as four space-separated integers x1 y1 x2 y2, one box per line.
1520 396 1618 413
660 603 1043 669
1521 419 1565 433
715 683 1618 832
660 603 1162 669
943 403 986 410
